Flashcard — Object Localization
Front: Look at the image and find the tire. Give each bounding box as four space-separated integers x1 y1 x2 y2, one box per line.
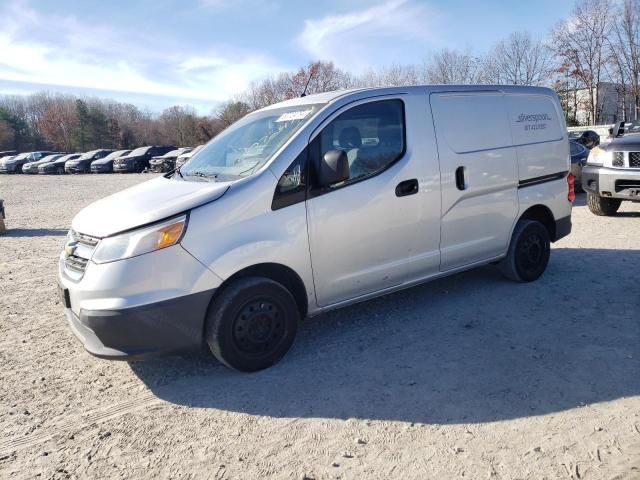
500 219 550 282
205 277 299 372
57 166 64 174
587 193 621 216
135 162 144 173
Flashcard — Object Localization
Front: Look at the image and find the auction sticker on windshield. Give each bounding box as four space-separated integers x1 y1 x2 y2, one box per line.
276 110 313 122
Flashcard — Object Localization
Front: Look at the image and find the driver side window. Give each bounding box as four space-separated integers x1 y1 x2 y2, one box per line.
317 99 405 186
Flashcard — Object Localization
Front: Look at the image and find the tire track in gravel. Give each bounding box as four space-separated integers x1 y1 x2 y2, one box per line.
0 392 162 456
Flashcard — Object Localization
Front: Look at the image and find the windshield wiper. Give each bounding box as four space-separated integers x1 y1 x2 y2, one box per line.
184 171 218 181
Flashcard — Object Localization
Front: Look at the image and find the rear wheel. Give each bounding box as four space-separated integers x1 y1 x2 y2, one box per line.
500 219 550 282
587 193 621 216
205 277 299 372
57 166 64 174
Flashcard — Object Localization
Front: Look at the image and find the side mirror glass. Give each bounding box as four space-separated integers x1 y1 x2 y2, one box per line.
319 149 350 187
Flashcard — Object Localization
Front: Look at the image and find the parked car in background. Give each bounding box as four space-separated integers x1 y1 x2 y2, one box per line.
175 144 204 170
90 149 131 173
0 150 17 157
583 129 640 215
65 149 113 174
149 147 192 173
22 153 64 174
113 145 175 173
569 129 600 149
0 151 55 173
569 140 588 191
39 153 82 174
0 154 16 166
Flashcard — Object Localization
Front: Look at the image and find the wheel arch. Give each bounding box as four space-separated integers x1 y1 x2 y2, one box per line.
210 262 309 320
519 204 557 241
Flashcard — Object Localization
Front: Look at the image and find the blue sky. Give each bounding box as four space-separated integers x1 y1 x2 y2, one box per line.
0 0 574 113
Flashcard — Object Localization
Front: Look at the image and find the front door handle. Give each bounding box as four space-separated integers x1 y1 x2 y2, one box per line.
395 179 419 197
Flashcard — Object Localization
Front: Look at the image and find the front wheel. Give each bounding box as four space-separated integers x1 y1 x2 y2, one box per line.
587 193 621 216
205 277 299 372
500 219 550 282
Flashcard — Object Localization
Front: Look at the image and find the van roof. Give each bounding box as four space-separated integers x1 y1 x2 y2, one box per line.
258 85 556 111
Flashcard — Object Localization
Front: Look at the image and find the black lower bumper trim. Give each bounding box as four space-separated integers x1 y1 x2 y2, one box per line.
554 215 572 242
66 289 215 360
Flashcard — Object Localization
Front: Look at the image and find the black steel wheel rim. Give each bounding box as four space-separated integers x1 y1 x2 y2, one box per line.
517 232 544 275
232 299 286 356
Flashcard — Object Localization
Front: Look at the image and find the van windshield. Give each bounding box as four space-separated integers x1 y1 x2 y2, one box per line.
178 103 323 180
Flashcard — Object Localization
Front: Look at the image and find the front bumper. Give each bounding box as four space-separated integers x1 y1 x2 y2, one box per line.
65 164 86 173
63 290 215 359
91 165 111 173
582 165 640 201
113 163 134 173
149 162 165 173
58 243 222 360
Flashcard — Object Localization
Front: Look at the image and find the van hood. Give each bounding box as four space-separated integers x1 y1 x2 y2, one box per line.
72 176 231 237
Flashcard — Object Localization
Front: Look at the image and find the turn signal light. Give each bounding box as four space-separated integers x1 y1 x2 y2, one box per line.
157 221 186 249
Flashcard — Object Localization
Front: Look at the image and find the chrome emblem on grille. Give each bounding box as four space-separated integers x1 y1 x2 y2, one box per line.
64 241 78 257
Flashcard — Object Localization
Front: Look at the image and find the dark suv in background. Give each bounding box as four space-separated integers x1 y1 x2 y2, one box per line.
149 147 192 173
113 145 175 173
90 149 131 173
0 151 55 173
569 129 600 149
22 153 65 174
65 149 113 173
39 153 82 174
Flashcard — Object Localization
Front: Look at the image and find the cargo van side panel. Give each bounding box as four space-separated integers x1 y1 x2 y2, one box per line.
430 92 519 270
504 93 569 182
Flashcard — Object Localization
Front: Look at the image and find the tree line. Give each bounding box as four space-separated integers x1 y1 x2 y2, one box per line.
0 0 638 153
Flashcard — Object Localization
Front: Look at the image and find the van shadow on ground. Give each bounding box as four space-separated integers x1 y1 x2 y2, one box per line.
131 247 640 425
3 228 68 237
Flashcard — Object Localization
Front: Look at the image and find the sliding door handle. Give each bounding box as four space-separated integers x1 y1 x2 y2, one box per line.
455 166 467 190
395 178 419 197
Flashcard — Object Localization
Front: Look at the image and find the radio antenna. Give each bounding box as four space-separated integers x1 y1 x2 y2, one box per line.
300 67 315 97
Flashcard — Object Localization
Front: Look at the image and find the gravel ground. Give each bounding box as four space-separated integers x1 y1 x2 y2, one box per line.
0 173 639 480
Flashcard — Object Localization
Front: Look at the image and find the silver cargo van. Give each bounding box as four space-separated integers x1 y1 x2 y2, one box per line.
59 86 574 372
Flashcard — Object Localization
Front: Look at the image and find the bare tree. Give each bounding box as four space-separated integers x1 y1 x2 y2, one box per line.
425 49 480 84
0 120 14 149
612 0 640 120
553 0 613 124
216 101 252 127
482 31 552 86
39 99 78 151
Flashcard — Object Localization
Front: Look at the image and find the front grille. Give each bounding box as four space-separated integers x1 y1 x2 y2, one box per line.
63 230 100 277
613 152 624 167
64 254 88 272
615 180 640 192
71 230 99 247
630 152 640 168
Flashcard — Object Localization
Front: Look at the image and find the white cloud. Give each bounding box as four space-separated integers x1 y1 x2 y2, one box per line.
0 0 286 110
298 0 440 71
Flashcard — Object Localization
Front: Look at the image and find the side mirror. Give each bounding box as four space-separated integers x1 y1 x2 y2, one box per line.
318 149 350 187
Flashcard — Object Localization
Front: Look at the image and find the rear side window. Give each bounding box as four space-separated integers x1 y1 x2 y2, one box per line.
316 100 405 185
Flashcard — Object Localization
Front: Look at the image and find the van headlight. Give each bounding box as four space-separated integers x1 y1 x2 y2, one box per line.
92 214 187 264
586 147 611 166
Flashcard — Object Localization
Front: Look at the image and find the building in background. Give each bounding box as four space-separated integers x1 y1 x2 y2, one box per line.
557 82 638 126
